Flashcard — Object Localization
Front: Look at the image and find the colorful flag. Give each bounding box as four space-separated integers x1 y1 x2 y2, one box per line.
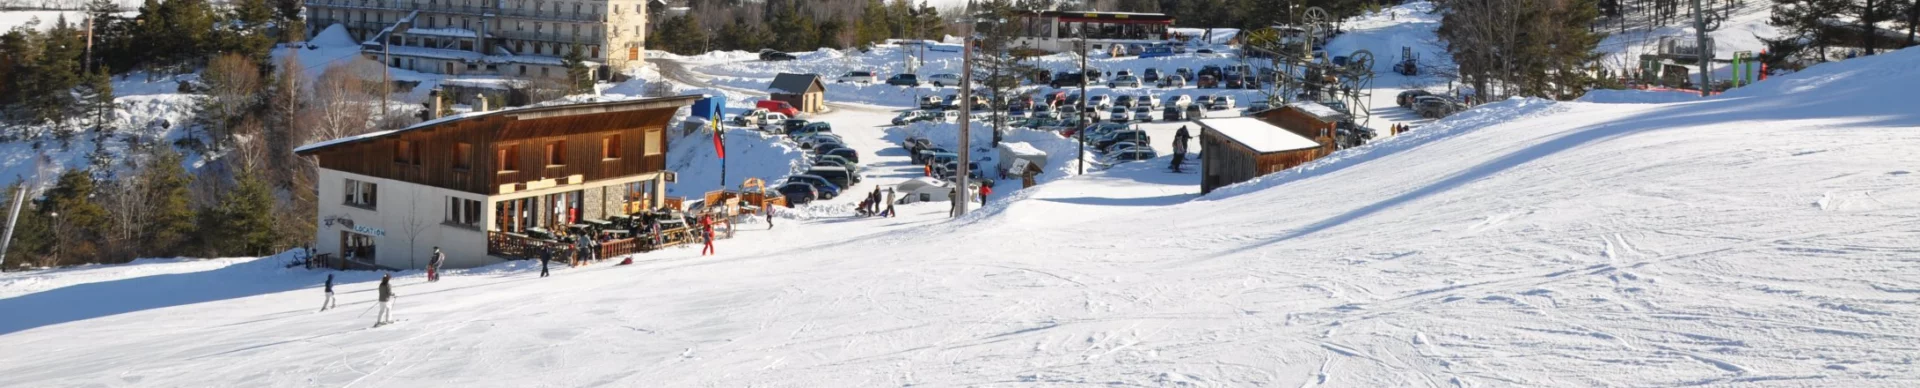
712 119 726 159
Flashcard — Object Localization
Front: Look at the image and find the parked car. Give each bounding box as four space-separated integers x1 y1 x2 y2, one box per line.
1100 148 1158 164
1162 105 1186 121
1132 106 1154 122
1096 130 1151 150
1142 68 1162 83
836 71 878 83
918 95 943 109
1224 74 1247 89
814 158 855 171
1174 67 1193 80
928 73 962 87
1414 96 1467 118
1108 106 1131 123
1169 94 1193 109
1108 75 1142 88
886 73 921 86
822 147 861 164
805 165 861 188
759 49 797 61
1198 65 1224 80
1397 89 1435 108
1157 75 1187 88
1197 74 1220 89
776 119 810 134
1185 103 1206 119
1049 71 1099 88
1113 95 1135 109
1114 69 1133 78
732 108 772 127
755 112 792 131
797 133 843 150
775 182 819 204
1209 95 1235 110
1245 101 1273 115
756 100 800 117
784 175 842 199
1138 94 1162 109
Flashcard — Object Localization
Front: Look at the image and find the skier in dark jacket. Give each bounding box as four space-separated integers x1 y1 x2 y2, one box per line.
1170 126 1193 172
319 274 335 312
375 274 396 326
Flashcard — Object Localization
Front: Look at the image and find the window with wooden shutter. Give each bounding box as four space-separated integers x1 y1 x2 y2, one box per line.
497 145 520 172
546 141 566 166
602 135 621 160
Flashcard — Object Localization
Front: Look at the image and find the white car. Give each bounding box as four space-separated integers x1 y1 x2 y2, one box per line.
1114 69 1133 78
1169 95 1193 109
1108 75 1142 88
756 112 791 131
1087 95 1112 111
1209 95 1235 110
928 73 963 87
1137 94 1162 109
836 71 878 84
1131 106 1154 122
1108 106 1131 122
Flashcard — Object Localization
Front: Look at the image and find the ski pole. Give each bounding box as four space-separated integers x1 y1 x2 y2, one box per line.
355 302 377 318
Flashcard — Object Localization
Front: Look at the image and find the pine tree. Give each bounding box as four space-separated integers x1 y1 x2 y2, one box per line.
1771 0 1850 61
140 148 196 256
563 44 594 94
79 68 115 134
206 171 278 256
44 170 111 265
1 182 53 270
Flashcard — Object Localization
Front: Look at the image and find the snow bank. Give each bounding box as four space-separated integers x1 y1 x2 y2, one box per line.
664 126 808 196
1575 88 1706 104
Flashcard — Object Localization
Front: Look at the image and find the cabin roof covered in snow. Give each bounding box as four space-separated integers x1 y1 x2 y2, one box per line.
1197 117 1322 154
1286 102 1348 122
294 95 701 155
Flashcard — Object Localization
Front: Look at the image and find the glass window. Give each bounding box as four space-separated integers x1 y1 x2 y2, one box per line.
446 197 482 226
546 141 566 166
497 144 520 172
644 129 662 155
345 179 379 208
602 135 621 159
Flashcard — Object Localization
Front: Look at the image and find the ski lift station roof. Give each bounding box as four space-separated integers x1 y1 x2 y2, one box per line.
1196 117 1322 153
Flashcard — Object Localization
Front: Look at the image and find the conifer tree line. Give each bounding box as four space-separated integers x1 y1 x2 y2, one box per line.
647 0 952 54
1432 0 1608 101
0 0 411 270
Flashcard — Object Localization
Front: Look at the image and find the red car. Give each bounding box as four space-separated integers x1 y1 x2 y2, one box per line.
756 100 799 117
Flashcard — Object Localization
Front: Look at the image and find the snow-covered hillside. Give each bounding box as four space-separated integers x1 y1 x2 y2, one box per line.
5 26 1918 384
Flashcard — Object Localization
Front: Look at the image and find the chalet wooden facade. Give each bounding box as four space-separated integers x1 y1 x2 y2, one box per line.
295 95 700 269
1197 117 1327 194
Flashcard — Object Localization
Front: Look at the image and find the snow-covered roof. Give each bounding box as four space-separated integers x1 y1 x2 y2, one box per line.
1287 102 1348 122
768 73 824 95
403 27 487 38
1197 117 1322 154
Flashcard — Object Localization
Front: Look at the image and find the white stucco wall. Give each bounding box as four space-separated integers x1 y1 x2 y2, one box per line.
315 169 499 270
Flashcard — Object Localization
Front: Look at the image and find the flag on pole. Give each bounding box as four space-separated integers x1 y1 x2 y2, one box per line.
711 118 726 159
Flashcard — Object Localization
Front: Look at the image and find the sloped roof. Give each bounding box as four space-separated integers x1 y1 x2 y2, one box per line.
1198 117 1321 154
769 73 825 95
295 95 701 155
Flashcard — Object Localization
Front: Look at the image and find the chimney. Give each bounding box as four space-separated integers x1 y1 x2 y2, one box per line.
429 89 442 120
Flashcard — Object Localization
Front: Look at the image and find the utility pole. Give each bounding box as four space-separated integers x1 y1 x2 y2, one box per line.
84 17 93 71
954 39 973 217
1691 0 1713 97
1076 36 1088 175
383 42 393 120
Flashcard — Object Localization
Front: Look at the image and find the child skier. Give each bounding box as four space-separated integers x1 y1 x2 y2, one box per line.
374 274 396 327
319 274 335 312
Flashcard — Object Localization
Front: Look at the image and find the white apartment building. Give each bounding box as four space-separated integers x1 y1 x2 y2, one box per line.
305 0 649 78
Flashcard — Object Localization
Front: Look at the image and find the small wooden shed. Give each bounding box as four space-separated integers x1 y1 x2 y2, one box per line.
1254 101 1348 154
768 73 827 113
1197 117 1326 194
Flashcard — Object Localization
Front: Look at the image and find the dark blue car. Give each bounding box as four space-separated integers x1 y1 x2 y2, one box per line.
784 174 843 199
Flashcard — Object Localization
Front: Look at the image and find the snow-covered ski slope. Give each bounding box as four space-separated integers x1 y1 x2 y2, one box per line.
5 45 1919 386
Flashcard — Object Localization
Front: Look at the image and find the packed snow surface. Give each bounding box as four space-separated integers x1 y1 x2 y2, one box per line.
6 45 1920 386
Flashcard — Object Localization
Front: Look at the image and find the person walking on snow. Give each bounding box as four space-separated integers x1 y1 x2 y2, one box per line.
700 216 716 256
766 209 775 229
374 274 396 326
978 184 993 204
427 247 445 282
884 189 897 217
319 274 336 312
1170 126 1194 172
539 246 552 278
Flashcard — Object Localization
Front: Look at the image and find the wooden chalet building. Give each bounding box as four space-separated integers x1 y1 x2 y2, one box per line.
294 95 700 269
1196 117 1327 194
